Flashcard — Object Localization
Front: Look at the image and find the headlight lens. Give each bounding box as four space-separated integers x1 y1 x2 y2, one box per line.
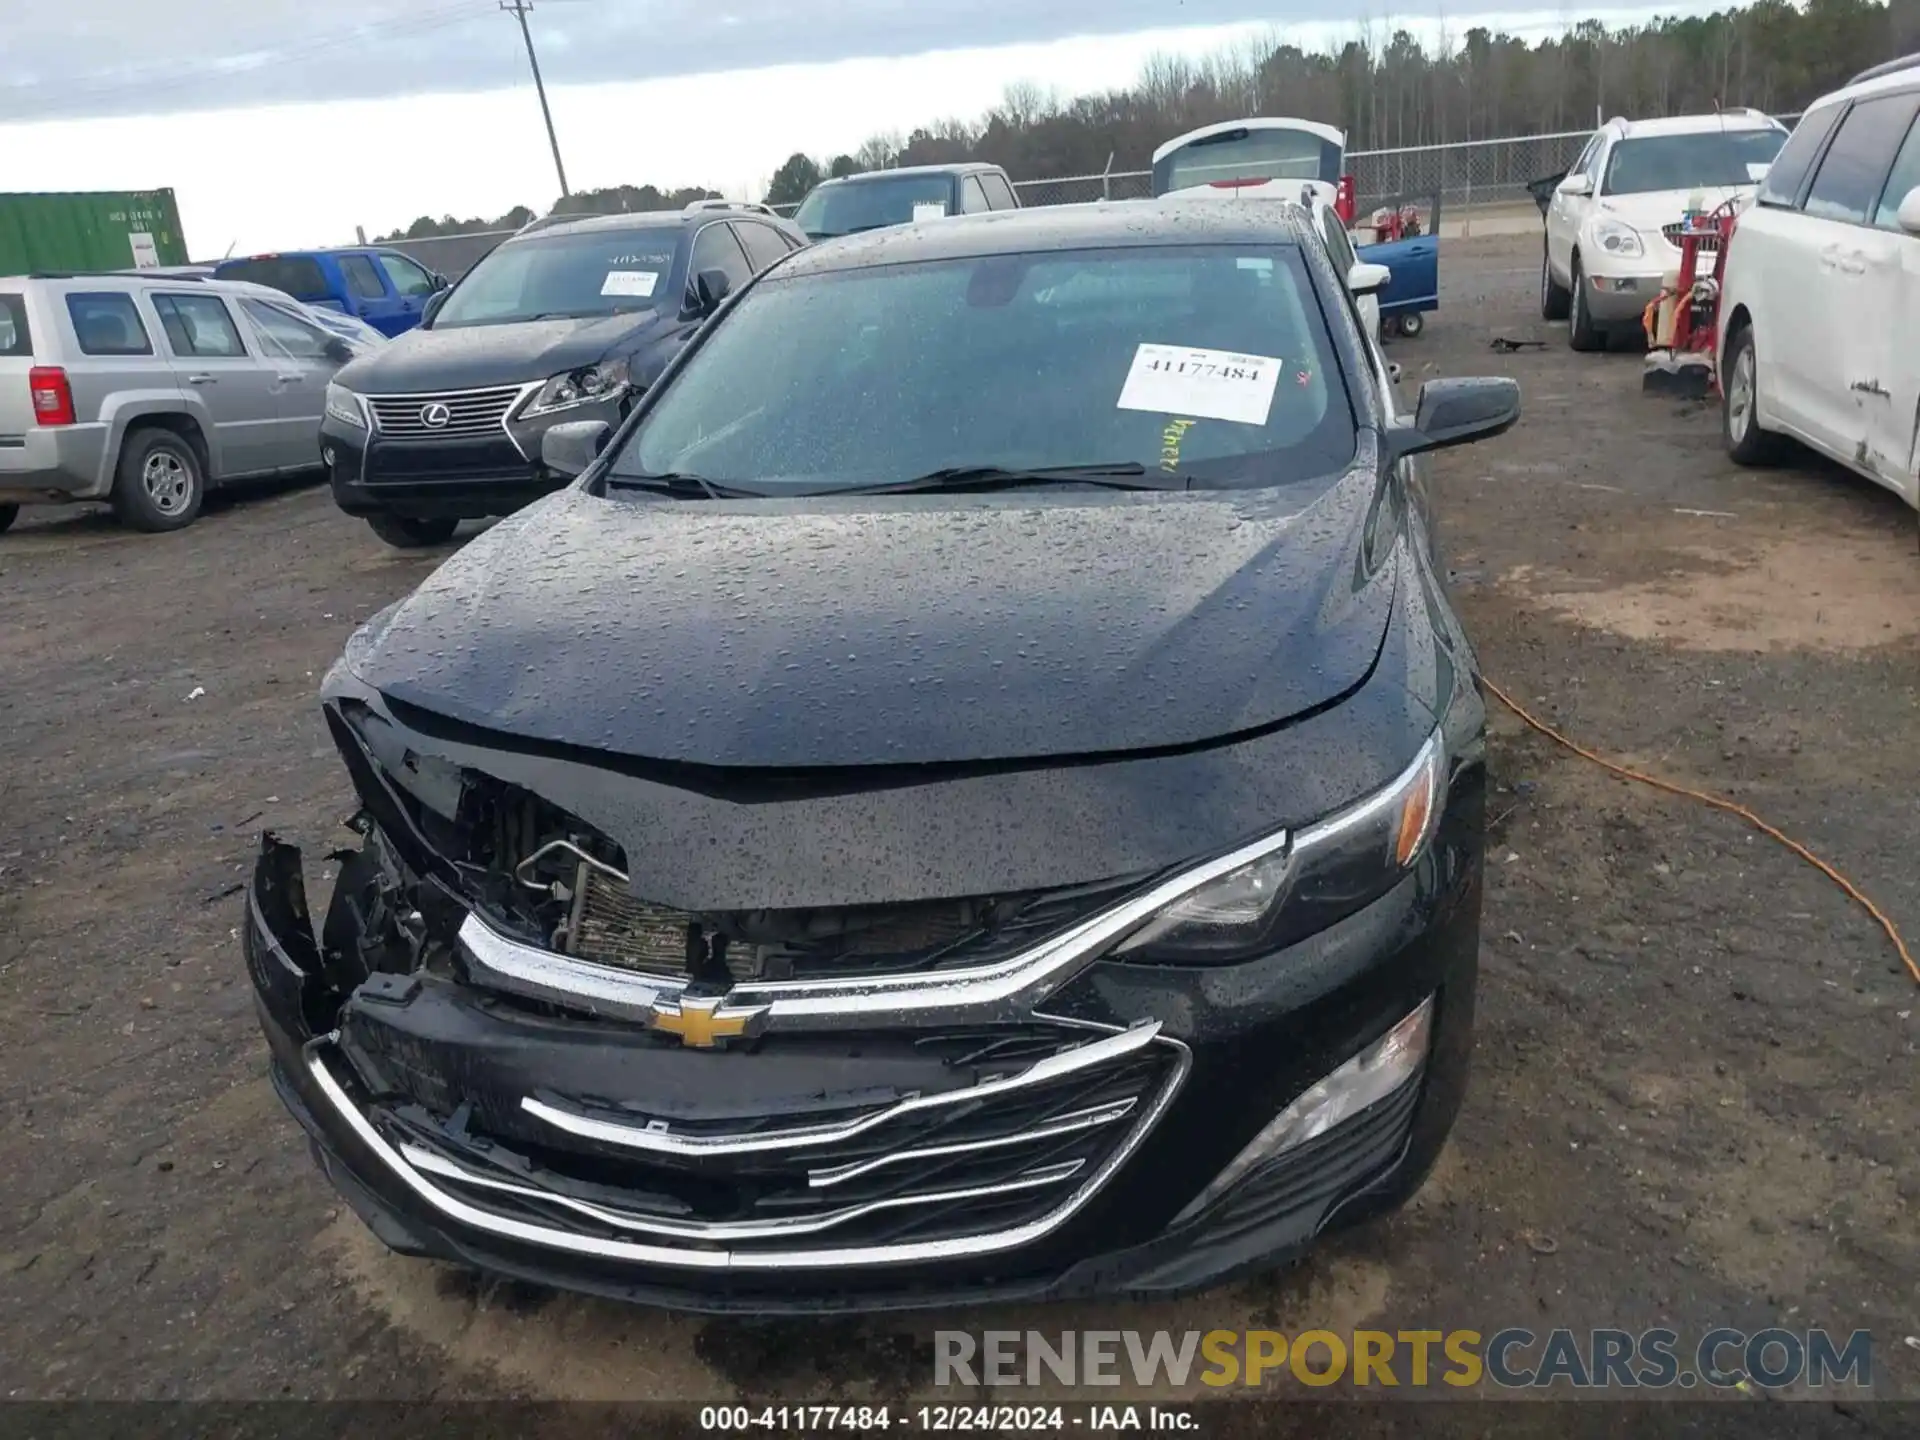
1591 217 1644 257
324 382 366 429
525 359 630 417
1113 733 1445 965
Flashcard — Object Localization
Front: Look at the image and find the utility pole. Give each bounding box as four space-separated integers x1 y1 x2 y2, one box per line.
501 0 570 199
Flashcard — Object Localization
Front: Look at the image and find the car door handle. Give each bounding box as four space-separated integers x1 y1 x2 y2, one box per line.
185 373 216 385
1838 252 1867 275
275 373 302 384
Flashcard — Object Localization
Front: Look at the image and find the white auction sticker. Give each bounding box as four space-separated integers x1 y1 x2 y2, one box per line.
1117 344 1282 426
601 269 659 297
912 202 947 222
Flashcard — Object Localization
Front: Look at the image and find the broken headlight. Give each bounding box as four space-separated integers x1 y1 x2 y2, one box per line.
1113 732 1445 965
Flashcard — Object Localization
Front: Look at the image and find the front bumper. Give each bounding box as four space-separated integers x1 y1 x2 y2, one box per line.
243 778 1481 1313
321 391 622 520
1579 266 1662 323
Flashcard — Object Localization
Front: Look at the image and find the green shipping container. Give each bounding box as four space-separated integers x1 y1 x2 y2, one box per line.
0 189 190 276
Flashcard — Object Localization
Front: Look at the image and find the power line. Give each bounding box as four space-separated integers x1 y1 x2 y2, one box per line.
501 0 571 198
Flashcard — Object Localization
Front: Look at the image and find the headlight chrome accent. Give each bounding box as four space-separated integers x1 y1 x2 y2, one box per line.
1113 731 1446 965
523 359 630 418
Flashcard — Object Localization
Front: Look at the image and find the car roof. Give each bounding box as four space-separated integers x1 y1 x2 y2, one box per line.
812 164 1006 189
1609 110 1784 139
1821 55 1920 107
775 200 1317 279
510 208 792 242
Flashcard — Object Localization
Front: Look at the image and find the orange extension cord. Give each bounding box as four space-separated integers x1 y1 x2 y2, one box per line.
1481 677 1920 988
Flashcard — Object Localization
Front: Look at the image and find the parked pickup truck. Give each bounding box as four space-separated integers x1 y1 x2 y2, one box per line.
213 248 449 337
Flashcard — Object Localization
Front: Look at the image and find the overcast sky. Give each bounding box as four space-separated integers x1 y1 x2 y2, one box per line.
1 1 1704 254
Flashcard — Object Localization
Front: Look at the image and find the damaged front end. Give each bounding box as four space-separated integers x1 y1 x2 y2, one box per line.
244 663 1482 1311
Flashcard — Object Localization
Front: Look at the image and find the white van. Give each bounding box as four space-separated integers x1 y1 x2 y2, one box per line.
1718 54 1920 531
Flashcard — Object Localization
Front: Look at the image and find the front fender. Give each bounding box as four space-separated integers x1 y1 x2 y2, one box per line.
96 389 222 489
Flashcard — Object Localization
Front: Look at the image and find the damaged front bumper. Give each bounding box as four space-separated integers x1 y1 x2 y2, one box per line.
244 795 1481 1313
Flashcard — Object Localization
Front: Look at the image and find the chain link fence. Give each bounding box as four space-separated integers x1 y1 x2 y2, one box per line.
391 116 1809 275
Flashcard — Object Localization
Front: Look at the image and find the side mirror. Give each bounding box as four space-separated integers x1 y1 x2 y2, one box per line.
1388 377 1521 459
1347 260 1392 298
1557 173 1592 198
1898 186 1920 235
322 336 354 365
431 272 451 291
541 419 612 479
695 267 733 315
421 290 448 327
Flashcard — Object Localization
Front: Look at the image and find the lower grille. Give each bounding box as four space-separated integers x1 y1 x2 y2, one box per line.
367 385 526 440
336 1020 1185 1266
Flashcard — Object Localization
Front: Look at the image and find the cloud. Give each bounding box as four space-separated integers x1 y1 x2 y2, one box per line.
2 0 1324 121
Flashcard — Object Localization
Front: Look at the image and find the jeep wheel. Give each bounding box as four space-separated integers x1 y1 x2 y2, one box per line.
367 512 459 548
112 428 205 532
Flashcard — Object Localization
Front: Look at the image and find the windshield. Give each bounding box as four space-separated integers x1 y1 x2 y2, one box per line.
432 229 678 327
1153 127 1343 196
609 243 1354 495
794 176 956 238
1601 129 1786 195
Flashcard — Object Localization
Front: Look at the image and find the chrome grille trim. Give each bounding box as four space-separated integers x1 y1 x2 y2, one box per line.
365 383 539 442
304 1026 1192 1270
398 1143 1083 1240
805 1099 1135 1188
520 1020 1161 1156
1660 223 1722 252
457 813 1305 1032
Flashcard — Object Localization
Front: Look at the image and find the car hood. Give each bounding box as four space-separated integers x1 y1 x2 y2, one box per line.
342 468 1396 770
1596 186 1754 236
337 310 664 393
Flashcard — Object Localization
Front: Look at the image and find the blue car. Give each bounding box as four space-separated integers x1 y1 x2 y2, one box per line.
212 248 449 337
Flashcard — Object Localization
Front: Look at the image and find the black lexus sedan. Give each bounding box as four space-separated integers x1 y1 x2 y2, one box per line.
319 203 807 548
246 202 1518 1312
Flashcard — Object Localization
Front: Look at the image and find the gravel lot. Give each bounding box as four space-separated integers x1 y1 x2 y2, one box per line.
3 232 1917 1418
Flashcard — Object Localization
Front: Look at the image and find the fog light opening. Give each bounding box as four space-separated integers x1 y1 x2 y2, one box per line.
1172 995 1434 1224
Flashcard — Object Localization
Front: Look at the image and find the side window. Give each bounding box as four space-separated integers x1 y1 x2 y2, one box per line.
1872 112 1920 229
1582 137 1610 183
220 256 330 300
688 223 752 302
1759 103 1845 208
337 254 387 300
65 292 153 356
375 252 436 297
731 221 790 274
0 293 29 357
152 293 247 358
1803 92 1920 224
241 298 329 359
960 176 991 214
1568 133 1601 179
980 173 1018 210
1320 208 1360 276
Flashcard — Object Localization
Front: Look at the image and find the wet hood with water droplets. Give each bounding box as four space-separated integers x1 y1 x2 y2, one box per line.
344 472 1395 769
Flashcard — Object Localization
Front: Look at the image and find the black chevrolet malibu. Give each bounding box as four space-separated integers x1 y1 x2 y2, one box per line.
246 202 1518 1312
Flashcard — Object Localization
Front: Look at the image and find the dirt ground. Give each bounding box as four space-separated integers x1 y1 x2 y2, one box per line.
3 233 1917 1416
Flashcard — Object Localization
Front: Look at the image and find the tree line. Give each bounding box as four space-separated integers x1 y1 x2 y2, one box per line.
382 0 1919 233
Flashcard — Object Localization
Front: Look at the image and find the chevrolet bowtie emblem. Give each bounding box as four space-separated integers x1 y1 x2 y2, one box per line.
647 993 768 1049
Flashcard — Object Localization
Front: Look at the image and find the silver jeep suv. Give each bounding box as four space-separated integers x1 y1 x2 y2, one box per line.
0 273 359 533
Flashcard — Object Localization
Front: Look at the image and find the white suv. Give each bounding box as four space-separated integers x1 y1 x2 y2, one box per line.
1541 110 1788 350
1719 57 1920 530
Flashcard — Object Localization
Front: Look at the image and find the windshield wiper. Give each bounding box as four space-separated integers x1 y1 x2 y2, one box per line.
838 462 1182 495
605 471 740 499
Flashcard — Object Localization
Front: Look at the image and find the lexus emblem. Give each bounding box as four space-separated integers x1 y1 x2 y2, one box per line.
419 401 452 429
